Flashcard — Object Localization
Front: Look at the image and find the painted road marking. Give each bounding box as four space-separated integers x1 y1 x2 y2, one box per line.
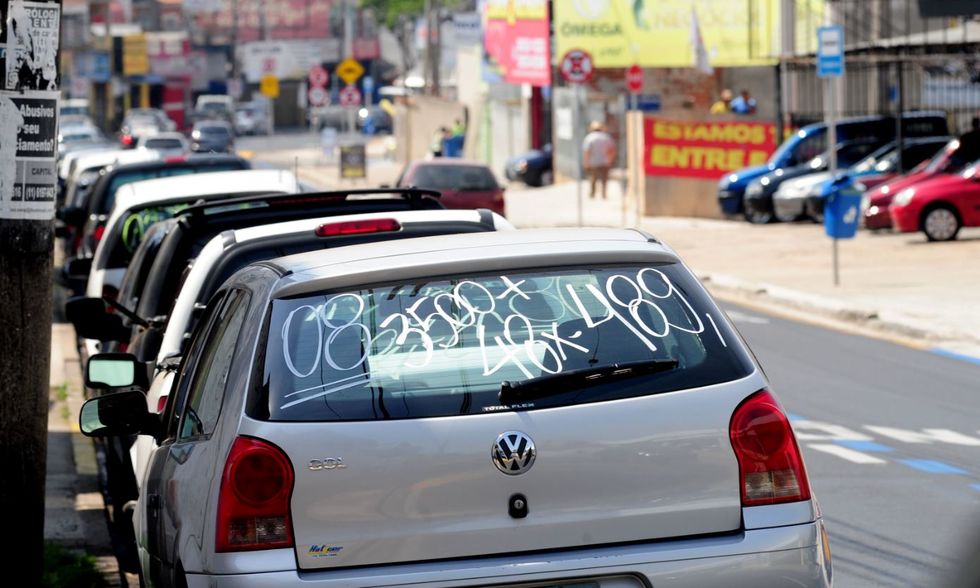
792 420 872 442
808 444 887 464
899 459 967 475
726 310 770 325
864 426 980 446
929 347 980 367
833 440 894 453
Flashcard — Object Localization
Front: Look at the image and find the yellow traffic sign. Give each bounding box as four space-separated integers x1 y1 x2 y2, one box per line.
336 58 365 85
260 74 280 99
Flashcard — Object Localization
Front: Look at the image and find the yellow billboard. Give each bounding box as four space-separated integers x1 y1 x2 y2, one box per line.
555 0 785 68
122 33 149 76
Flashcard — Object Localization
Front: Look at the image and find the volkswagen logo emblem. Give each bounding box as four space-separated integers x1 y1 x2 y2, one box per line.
492 431 536 475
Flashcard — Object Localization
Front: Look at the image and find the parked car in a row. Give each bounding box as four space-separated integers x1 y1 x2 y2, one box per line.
396 159 506 217
505 144 553 187
79 228 830 587
890 160 980 241
718 111 949 220
771 136 950 222
863 133 980 231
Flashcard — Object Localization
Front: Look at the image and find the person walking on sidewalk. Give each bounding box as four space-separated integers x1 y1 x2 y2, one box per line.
583 121 616 199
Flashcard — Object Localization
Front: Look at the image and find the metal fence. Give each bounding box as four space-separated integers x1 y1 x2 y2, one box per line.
784 56 980 133
781 0 980 133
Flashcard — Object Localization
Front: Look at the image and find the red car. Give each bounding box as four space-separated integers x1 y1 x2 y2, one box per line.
890 163 980 241
396 159 506 217
864 137 980 230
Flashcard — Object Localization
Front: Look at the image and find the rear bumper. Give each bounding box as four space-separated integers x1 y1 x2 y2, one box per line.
186 520 831 588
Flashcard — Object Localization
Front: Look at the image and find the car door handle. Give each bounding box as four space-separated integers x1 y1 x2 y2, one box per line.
147 494 161 510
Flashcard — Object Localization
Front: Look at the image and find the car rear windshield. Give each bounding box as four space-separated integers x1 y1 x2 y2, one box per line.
199 126 231 137
260 264 753 421
411 165 498 191
145 138 184 149
97 163 246 214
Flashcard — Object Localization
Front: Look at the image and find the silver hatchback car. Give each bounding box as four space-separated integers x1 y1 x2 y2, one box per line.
81 228 831 588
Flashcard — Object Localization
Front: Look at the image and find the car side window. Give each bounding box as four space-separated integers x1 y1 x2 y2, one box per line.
176 290 250 441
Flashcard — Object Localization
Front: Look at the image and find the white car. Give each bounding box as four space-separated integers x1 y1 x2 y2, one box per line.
136 132 190 158
772 172 831 222
130 208 514 487
62 149 161 210
82 228 831 587
81 170 300 360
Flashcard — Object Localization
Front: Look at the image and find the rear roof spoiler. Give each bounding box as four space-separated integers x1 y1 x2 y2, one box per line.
176 187 443 219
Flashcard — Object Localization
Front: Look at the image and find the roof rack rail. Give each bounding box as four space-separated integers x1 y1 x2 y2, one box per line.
176 187 443 218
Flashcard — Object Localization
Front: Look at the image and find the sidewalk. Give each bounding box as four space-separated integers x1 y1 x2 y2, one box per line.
506 181 980 358
46 323 135 587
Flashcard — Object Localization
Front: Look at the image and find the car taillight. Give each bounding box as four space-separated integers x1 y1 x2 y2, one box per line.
216 436 294 552
729 389 811 507
494 189 504 203
155 394 168 414
315 218 401 237
93 223 106 244
121 134 133 146
164 155 188 163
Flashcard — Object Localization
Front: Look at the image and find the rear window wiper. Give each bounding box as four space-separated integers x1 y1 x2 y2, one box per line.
498 359 679 406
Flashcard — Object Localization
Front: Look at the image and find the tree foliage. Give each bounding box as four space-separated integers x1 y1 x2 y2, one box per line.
360 0 462 28
360 0 426 27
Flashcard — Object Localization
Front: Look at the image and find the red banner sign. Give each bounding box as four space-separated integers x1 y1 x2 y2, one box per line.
644 118 777 179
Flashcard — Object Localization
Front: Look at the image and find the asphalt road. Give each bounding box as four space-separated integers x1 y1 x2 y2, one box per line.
723 302 980 588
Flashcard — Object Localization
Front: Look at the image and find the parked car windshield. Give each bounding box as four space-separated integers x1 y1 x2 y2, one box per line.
769 129 827 167
144 138 184 150
198 125 231 137
260 264 753 421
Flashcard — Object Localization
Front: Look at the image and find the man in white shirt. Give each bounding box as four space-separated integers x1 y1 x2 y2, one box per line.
582 121 616 199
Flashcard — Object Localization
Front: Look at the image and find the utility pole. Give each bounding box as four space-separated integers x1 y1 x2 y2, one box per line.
431 0 441 96
0 0 61 579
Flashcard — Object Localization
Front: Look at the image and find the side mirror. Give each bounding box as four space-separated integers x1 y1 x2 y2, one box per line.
54 220 71 239
85 352 152 390
64 257 92 279
58 206 86 228
79 390 154 438
65 297 131 342
55 257 92 291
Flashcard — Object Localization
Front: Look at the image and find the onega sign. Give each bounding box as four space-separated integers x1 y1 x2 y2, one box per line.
559 23 623 36
643 118 778 180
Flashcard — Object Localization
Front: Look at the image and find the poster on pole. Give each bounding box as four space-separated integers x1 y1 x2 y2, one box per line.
0 91 58 219
339 144 367 179
3 0 60 91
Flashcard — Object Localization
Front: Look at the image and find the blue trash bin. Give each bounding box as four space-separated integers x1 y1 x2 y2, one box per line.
824 174 862 239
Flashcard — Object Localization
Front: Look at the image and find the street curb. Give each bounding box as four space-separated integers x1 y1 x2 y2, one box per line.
699 272 979 346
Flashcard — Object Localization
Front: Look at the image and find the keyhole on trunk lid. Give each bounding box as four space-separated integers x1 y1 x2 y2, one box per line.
509 493 528 519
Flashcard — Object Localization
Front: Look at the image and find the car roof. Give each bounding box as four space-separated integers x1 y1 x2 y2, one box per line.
141 132 186 141
104 154 245 175
797 110 947 135
410 159 492 168
74 149 158 172
112 169 299 213
267 228 671 298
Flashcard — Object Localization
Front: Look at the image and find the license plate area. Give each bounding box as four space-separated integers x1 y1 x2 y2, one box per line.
493 576 644 588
